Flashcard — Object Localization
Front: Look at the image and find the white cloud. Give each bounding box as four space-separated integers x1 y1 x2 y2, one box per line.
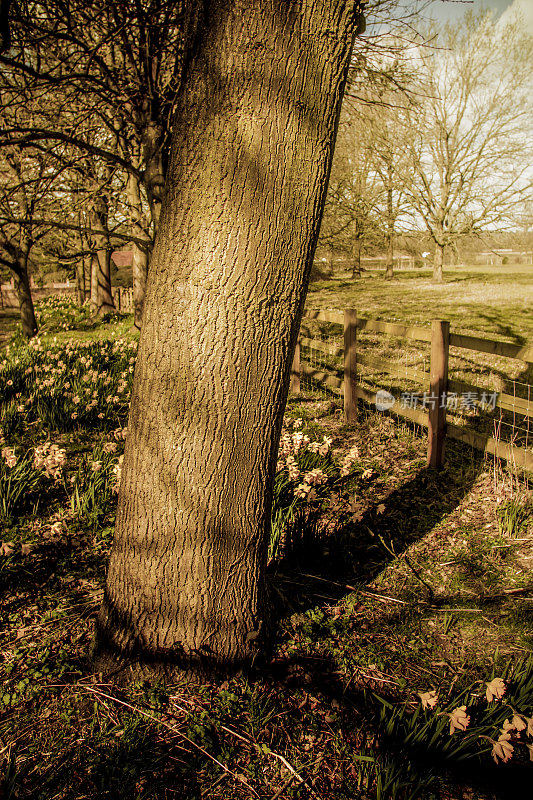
499 0 533 34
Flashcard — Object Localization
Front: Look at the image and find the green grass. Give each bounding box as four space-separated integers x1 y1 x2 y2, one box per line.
0 309 20 349
307 264 533 341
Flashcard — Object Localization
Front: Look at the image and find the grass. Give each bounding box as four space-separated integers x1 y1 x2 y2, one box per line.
307 264 533 341
0 283 532 799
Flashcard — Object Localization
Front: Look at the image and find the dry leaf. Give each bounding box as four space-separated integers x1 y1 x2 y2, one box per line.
21 543 32 556
376 503 386 515
486 677 506 702
418 691 439 710
449 706 470 734
0 541 14 556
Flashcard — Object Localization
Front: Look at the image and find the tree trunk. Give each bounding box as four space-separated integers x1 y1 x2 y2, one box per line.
143 136 165 229
90 201 115 315
76 255 86 305
94 0 360 677
131 244 148 328
433 242 444 282
95 248 115 314
352 235 362 279
13 263 38 338
90 253 98 308
385 185 394 279
126 174 151 329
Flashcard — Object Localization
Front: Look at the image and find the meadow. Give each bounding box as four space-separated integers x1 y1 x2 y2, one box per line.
308 264 533 341
0 275 532 800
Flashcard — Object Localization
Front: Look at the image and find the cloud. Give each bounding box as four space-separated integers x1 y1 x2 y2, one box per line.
499 0 533 34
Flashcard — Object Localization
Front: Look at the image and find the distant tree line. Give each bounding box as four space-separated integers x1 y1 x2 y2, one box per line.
0 3 531 339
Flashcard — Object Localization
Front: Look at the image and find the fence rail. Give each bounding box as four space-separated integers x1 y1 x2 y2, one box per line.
293 309 533 473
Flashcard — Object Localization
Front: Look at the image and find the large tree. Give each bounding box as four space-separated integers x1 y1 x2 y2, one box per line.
0 0 187 326
94 0 364 676
404 11 533 281
320 102 383 279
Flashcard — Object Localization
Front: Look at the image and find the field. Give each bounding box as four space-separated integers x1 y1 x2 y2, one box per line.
0 273 532 800
308 265 533 341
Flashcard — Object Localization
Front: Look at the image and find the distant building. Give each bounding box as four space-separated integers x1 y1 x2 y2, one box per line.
111 250 133 267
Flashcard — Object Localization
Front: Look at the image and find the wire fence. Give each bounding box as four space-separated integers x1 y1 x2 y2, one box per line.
295 311 533 469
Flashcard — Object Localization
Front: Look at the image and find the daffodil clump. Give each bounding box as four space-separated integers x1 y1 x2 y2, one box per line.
0 336 137 434
417 675 533 765
35 294 96 333
270 417 357 562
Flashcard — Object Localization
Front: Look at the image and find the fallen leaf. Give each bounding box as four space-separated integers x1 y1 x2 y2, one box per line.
376 503 386 514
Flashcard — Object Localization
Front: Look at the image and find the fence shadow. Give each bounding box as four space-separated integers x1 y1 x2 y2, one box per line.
269 441 486 616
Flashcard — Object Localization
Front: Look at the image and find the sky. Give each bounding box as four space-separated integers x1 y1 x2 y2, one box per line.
423 0 533 32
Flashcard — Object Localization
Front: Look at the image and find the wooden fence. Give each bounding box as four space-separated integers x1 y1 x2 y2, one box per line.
111 287 134 313
291 309 533 473
0 283 135 313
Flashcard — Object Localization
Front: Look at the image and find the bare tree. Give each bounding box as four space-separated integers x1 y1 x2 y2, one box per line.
367 95 411 278
403 11 533 281
319 102 384 278
0 146 41 336
0 0 188 325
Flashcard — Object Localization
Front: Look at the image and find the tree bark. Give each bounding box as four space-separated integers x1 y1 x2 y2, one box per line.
131 243 148 328
76 253 86 305
142 129 165 229
433 241 444 282
94 0 361 677
95 248 115 314
89 253 98 308
90 200 115 315
13 262 38 338
385 184 394 279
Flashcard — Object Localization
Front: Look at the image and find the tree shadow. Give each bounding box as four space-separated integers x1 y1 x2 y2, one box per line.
260 647 532 800
269 441 486 617
474 309 528 348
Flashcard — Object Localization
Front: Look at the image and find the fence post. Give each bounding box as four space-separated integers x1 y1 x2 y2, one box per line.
427 319 450 468
344 308 357 424
290 338 300 395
